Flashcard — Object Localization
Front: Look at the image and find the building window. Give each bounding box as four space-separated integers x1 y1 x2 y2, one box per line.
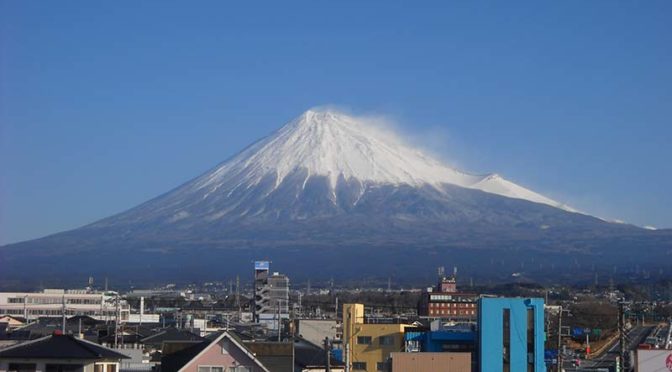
199 367 224 372
8 364 36 372
379 335 394 346
94 364 116 372
376 361 386 371
503 309 510 372
357 336 372 345
527 308 535 372
352 362 367 370
46 365 84 372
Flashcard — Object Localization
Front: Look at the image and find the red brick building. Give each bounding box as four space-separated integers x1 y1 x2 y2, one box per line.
417 276 478 320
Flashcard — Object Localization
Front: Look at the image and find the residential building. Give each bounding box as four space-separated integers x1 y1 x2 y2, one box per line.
478 297 545 372
253 262 289 330
0 332 129 372
160 331 270 372
342 304 409 372
0 290 129 322
0 316 25 330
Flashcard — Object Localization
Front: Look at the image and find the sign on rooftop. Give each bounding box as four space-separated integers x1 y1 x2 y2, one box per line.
254 261 270 270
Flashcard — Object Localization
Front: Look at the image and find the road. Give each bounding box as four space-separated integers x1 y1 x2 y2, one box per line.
561 325 654 371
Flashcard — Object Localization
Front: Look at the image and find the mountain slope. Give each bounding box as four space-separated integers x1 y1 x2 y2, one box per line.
90 109 574 229
0 109 669 286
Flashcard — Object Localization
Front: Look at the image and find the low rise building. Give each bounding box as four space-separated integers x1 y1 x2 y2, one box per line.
293 319 340 347
0 316 26 330
342 304 410 372
389 352 471 372
0 332 129 372
160 331 270 372
0 290 129 322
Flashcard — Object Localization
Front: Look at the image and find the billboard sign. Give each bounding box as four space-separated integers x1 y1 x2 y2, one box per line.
254 261 270 270
636 349 672 372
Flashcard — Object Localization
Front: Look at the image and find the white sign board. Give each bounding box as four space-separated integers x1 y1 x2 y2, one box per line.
636 349 672 372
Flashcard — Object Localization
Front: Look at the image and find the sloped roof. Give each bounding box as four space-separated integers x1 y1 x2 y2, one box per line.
160 341 209 372
160 332 269 372
0 334 129 359
294 338 344 368
141 327 204 346
244 341 293 372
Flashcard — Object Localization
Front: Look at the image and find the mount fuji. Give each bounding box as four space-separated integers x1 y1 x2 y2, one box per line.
1 109 670 286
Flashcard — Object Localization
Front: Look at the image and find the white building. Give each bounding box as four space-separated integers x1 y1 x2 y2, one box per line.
0 289 130 322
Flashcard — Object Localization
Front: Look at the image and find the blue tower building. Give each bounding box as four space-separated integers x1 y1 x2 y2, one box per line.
478 297 546 372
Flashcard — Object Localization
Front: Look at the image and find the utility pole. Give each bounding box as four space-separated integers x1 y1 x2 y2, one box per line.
114 294 120 349
557 306 563 371
324 337 332 372
277 301 281 342
61 294 66 334
618 302 626 372
235 275 241 320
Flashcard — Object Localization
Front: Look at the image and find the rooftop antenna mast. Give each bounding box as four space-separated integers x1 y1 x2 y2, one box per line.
437 266 445 279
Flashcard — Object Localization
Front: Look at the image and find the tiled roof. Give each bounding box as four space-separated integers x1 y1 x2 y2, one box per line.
0 334 129 359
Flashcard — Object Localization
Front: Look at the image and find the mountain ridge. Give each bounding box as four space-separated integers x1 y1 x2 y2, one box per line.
1 108 669 286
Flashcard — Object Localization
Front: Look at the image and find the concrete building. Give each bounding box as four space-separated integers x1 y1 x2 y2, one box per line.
253 262 289 330
294 319 340 347
0 290 130 322
403 321 476 354
342 304 410 372
477 297 545 372
417 275 478 320
389 352 471 372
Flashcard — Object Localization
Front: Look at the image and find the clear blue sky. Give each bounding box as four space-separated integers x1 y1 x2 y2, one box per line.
1 1 671 245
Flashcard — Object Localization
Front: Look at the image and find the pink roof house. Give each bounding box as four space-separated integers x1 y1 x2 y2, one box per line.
161 332 270 372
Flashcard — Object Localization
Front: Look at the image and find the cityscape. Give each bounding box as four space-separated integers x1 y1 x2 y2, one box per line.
0 261 670 371
1 2 671 372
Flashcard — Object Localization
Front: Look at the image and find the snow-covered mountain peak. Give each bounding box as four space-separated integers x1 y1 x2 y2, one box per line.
192 109 574 211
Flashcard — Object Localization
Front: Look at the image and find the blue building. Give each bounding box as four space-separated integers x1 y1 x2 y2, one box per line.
478 297 546 372
404 328 476 353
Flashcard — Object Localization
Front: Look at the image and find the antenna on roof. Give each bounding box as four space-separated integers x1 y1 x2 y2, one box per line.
437 266 445 279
